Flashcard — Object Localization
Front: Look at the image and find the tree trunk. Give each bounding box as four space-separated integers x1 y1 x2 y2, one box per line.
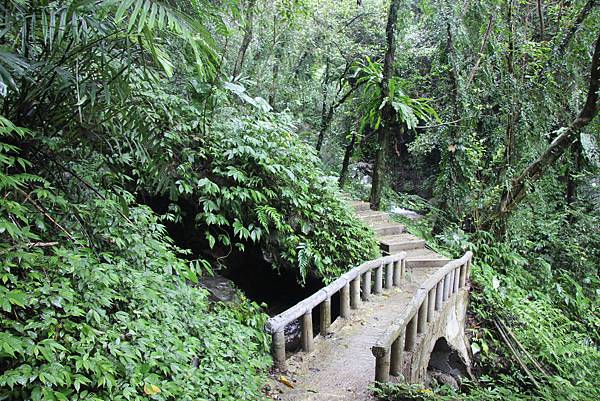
369 0 400 210
232 0 257 79
494 31 600 224
537 0 545 38
339 131 357 189
466 14 494 88
566 138 582 206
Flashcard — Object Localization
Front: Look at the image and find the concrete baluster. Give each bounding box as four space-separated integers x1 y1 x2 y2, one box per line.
427 287 436 322
393 260 401 286
390 332 405 376
302 311 314 352
350 277 361 309
320 297 331 336
442 273 449 301
401 259 406 280
459 263 467 287
374 265 383 294
417 296 428 333
340 283 350 318
272 329 286 369
435 280 443 310
405 314 418 351
374 349 391 382
385 262 393 289
453 267 460 293
362 270 372 301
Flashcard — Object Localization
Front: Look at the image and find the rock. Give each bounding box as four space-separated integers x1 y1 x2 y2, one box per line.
198 275 242 304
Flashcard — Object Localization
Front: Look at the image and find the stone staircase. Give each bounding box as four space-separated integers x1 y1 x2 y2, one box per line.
349 200 450 268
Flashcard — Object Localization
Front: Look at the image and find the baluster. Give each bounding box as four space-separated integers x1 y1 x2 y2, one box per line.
459 263 466 288
374 265 383 294
361 270 372 301
417 297 428 333
466 259 472 279
302 311 314 352
390 332 405 376
453 267 460 293
374 350 391 382
385 262 393 289
405 314 417 351
393 260 401 286
320 297 331 336
350 277 361 309
272 329 286 369
443 273 450 301
401 258 406 280
435 280 443 310
427 287 436 322
449 269 455 295
340 283 350 318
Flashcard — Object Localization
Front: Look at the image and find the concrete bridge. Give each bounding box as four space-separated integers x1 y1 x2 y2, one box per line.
265 201 473 401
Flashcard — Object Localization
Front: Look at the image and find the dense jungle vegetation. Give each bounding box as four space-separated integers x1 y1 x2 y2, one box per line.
0 0 598 400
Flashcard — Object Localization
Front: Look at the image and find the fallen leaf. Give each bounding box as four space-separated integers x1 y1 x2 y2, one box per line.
278 375 294 389
143 384 161 395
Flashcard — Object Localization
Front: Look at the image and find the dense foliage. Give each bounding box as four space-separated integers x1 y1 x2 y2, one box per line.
1 0 598 400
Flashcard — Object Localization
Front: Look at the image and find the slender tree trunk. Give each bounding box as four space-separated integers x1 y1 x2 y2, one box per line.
369 0 401 210
339 130 357 189
316 59 331 152
537 0 545 38
466 14 494 88
233 0 257 79
566 139 582 206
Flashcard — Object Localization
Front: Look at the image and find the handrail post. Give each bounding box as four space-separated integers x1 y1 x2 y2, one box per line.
453 266 460 293
417 297 428 333
401 258 406 280
435 280 443 310
320 297 331 336
390 332 405 376
459 262 467 287
393 260 401 286
427 287 436 322
272 329 286 369
374 349 391 382
302 311 314 353
385 262 393 289
449 269 455 295
405 314 417 351
350 277 361 309
374 265 383 294
443 273 450 301
340 283 350 318
466 258 472 279
362 270 372 301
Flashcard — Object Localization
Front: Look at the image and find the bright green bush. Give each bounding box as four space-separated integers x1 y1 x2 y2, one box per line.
0 123 271 401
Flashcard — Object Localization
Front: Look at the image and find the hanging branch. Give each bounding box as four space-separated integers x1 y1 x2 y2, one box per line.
466 14 495 88
494 31 600 221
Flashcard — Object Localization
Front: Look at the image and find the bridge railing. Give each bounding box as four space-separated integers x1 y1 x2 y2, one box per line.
370 251 473 382
265 252 407 369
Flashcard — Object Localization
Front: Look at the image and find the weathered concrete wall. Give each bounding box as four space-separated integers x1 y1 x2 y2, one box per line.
404 288 471 382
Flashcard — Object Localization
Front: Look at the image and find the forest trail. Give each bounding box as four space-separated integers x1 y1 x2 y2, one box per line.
269 202 457 401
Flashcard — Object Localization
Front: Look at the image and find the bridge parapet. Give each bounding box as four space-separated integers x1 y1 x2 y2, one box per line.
265 252 408 369
371 251 473 382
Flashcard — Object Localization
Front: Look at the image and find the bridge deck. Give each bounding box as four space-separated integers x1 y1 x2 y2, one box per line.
274 266 439 401
270 201 452 401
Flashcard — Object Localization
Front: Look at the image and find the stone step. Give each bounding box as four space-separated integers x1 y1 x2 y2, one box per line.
371 222 404 236
357 210 389 224
379 233 426 253
403 248 450 267
349 200 371 212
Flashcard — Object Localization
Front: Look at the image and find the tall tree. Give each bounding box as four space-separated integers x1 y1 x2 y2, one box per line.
369 0 401 210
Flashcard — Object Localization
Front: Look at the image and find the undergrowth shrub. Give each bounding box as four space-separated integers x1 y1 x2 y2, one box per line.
0 120 271 401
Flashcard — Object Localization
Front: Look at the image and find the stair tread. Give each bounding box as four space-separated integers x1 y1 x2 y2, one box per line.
405 248 448 260
379 233 423 244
